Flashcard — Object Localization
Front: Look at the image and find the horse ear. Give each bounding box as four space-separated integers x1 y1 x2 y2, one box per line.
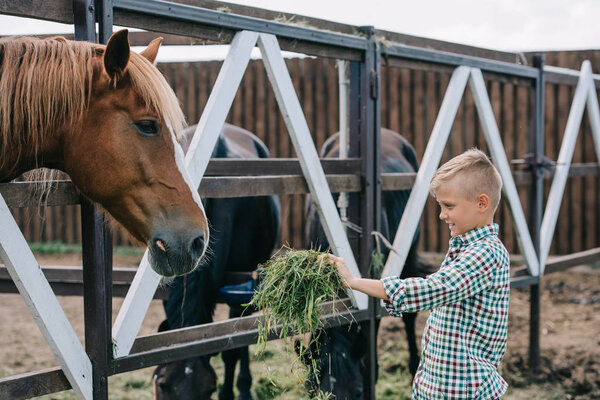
140 37 163 65
103 29 130 85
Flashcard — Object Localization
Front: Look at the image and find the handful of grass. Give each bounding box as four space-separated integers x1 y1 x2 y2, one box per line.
249 249 347 347
248 248 348 398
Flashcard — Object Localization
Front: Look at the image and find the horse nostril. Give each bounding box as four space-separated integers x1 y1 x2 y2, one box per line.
152 237 168 253
189 234 205 257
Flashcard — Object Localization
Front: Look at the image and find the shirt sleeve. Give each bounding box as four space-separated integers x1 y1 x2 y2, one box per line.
381 243 496 316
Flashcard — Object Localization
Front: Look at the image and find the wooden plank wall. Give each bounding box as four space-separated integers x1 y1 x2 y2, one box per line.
9 51 600 256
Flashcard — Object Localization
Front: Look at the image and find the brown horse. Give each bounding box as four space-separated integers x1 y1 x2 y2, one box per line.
0 30 209 276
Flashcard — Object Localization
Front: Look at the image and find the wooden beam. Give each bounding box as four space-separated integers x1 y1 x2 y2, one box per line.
198 174 360 197
0 0 73 25
0 181 80 208
2 162 598 206
0 367 70 400
204 158 361 176
113 299 366 373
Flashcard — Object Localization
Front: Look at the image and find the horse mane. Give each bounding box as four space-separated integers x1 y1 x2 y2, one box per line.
0 35 185 177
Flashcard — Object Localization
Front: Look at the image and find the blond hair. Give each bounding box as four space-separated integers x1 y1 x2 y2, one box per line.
430 148 503 210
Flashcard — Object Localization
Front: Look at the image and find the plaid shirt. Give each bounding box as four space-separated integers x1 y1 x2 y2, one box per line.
382 224 510 399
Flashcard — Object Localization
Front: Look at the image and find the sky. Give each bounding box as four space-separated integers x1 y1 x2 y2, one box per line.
0 0 597 61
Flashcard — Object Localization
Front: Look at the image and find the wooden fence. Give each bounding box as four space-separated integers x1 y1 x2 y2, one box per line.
10 50 600 256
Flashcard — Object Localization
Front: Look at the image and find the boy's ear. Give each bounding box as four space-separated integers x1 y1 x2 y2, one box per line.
477 193 490 212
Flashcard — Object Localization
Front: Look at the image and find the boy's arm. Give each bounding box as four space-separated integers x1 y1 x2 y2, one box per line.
347 277 389 301
383 244 501 313
325 254 389 301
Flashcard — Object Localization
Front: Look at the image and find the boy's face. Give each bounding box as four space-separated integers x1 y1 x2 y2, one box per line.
435 177 487 237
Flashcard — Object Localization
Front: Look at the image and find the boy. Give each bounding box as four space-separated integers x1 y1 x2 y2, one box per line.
328 148 510 399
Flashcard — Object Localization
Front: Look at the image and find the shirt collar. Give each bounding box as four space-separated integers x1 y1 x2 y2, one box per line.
450 223 499 247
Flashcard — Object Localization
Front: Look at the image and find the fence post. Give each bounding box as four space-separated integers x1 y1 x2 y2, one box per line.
356 25 381 400
529 53 546 374
81 199 113 399
75 1 114 397
96 0 113 44
73 0 95 42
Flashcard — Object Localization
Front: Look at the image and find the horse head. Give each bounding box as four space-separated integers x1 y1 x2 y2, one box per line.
0 30 209 276
153 358 217 400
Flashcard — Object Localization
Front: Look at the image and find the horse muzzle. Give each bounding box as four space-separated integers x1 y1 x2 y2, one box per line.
148 230 207 276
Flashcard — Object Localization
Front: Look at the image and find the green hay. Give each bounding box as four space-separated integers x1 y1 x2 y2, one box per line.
249 248 348 400
369 248 386 278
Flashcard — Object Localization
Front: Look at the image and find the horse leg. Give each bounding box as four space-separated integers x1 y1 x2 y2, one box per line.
220 305 253 400
402 312 420 376
232 304 253 400
220 347 240 400
236 345 253 400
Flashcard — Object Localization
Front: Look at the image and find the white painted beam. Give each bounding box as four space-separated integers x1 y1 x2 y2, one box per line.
111 252 160 357
258 33 368 309
540 61 593 269
469 68 540 276
0 195 92 400
383 66 470 278
585 68 600 168
185 30 260 185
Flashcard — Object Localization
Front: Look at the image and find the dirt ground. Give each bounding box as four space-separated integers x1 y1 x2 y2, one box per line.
1 252 599 399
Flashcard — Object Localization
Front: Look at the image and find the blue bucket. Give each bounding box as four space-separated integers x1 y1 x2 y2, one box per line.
219 279 258 305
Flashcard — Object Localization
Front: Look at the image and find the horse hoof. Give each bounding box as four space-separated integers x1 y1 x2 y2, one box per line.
237 395 253 400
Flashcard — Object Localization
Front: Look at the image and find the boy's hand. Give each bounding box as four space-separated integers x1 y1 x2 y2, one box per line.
322 253 354 288
319 253 389 301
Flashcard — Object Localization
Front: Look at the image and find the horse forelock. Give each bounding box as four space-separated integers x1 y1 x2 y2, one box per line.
126 51 187 139
0 35 186 179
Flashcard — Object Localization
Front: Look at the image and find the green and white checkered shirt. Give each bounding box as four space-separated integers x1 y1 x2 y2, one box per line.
382 224 510 399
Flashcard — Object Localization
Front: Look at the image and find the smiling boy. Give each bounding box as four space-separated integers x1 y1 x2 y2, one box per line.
329 148 510 399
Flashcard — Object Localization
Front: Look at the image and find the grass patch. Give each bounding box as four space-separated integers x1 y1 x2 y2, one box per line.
254 376 288 399
124 379 148 390
29 241 82 254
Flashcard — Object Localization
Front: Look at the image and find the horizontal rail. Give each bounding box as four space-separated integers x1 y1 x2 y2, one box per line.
512 247 600 278
0 367 69 400
112 299 374 373
205 158 362 176
510 275 540 289
545 65 600 88
384 43 539 79
544 247 600 274
199 174 361 198
113 0 367 50
3 162 598 205
0 181 80 208
512 163 600 185
0 265 168 298
0 1 596 79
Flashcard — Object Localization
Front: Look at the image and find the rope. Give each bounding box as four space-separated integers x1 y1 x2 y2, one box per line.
370 231 398 255
180 274 187 328
341 219 362 234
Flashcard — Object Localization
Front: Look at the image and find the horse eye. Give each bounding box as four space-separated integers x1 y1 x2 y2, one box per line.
133 119 159 136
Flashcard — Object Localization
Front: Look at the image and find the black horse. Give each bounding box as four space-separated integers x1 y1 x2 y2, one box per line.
153 123 281 400
303 128 435 399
